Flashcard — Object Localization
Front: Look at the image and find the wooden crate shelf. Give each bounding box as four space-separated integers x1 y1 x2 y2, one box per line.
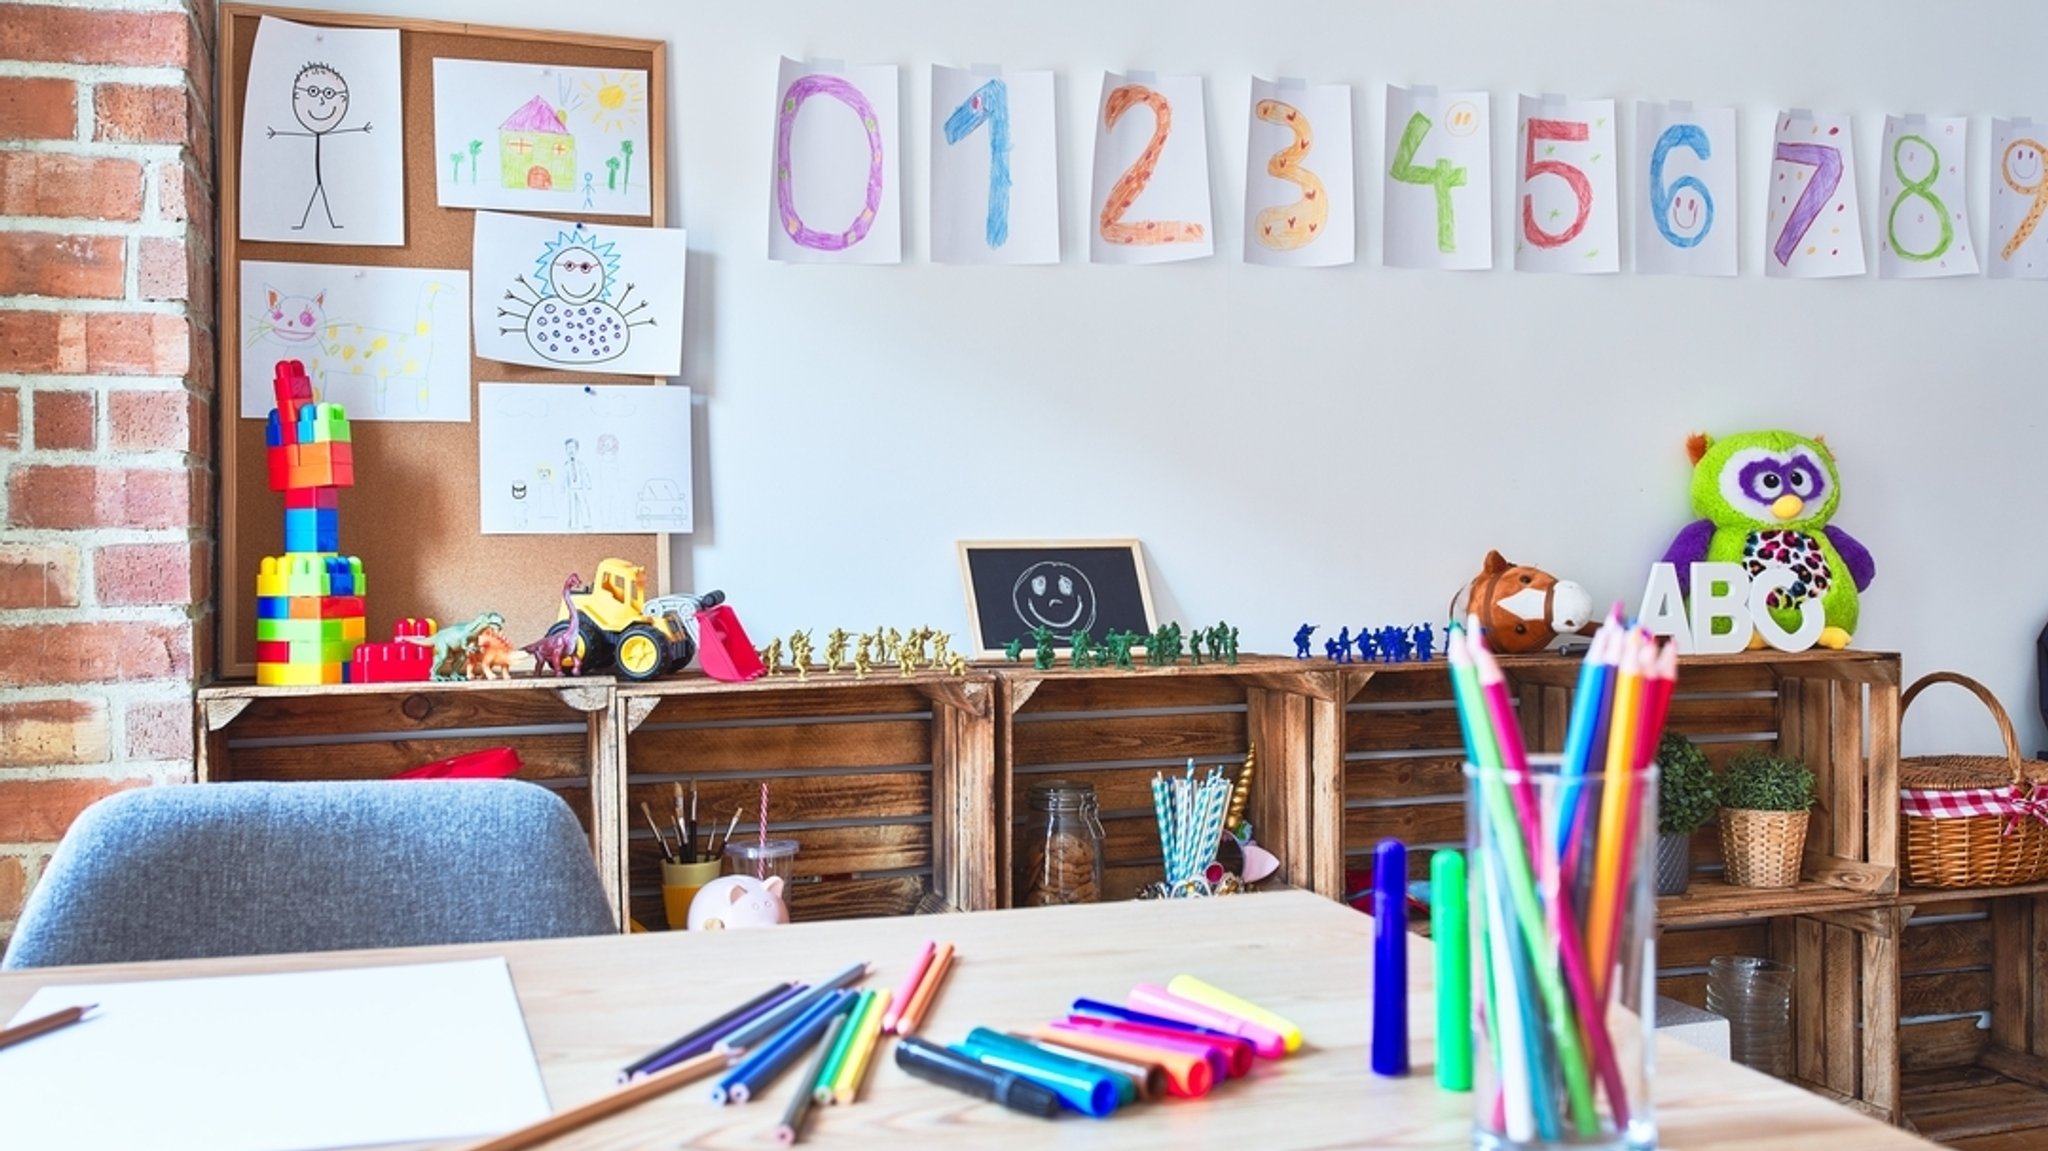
617 668 997 928
993 655 1334 907
195 677 624 915
1899 892 2048 1146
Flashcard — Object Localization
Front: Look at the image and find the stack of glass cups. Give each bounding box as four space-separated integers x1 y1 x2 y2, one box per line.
1705 956 1795 1079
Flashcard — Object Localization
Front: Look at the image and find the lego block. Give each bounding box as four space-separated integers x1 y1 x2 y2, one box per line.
256 595 292 620
266 411 284 448
257 617 362 645
283 507 340 553
254 640 292 664
284 594 364 620
255 661 342 687
350 638 434 684
296 402 352 445
267 446 291 491
283 487 340 510
392 617 437 640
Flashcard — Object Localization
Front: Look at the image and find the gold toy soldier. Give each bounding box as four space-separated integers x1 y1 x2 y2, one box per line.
823 627 851 674
788 630 813 681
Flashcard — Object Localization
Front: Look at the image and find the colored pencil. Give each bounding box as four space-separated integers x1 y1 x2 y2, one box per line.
0 1004 93 1053
1587 631 1646 994
829 989 891 1104
717 962 869 1055
811 990 872 1104
1552 621 1617 859
881 942 935 1034
621 981 799 1080
775 1013 846 1144
893 942 955 1037
716 990 854 1105
459 1049 728 1151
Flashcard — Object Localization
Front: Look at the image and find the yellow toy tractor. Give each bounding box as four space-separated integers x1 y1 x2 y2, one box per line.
542 559 724 681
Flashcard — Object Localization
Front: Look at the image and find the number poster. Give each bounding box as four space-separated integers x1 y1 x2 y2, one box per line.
1382 86 1492 271
1514 95 1618 274
1767 110 1865 279
1089 71 1214 265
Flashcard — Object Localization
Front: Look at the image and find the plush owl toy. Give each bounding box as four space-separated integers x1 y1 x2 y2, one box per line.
1660 430 1875 649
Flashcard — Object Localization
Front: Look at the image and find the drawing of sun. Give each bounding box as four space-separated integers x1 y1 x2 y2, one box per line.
582 72 645 134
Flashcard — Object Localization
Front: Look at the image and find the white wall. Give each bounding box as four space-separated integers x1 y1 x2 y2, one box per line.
265 0 2048 753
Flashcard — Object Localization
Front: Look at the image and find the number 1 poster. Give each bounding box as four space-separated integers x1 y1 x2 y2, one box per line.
1242 78 1354 267
1878 114 1976 279
1767 111 1865 279
929 65 1060 265
1991 118 2048 280
1089 72 1214 265
1634 101 1738 277
1382 86 1492 271
768 58 902 265
1514 95 1618 274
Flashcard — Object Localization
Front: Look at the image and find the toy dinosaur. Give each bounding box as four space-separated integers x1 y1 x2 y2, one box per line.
466 625 515 680
523 575 584 677
429 612 506 681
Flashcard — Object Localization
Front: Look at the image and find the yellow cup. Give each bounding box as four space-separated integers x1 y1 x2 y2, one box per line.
661 859 722 929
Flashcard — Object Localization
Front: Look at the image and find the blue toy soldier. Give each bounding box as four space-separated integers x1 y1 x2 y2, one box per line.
1414 622 1436 662
1324 636 1344 661
1333 626 1353 664
1355 628 1377 663
1293 624 1317 659
1376 626 1405 663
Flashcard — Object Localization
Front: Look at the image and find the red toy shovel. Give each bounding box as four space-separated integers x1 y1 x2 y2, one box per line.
696 602 765 682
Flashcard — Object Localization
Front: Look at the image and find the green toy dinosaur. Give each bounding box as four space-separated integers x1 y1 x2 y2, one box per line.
429 612 506 681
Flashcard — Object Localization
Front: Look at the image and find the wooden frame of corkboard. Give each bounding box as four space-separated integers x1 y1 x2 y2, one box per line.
216 4 670 678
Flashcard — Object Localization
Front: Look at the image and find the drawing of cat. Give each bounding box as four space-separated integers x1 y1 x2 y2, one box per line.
248 282 446 415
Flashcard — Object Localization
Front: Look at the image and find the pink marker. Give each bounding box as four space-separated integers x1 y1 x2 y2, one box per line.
1064 1015 1253 1078
882 941 936 1035
1048 1019 1230 1083
1127 984 1287 1059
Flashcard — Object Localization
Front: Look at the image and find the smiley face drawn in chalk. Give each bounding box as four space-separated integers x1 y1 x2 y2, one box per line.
1012 561 1096 638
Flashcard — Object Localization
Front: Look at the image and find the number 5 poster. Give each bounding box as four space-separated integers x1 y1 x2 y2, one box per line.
1991 117 2048 280
1514 95 1618 274
1634 101 1738 277
1382 86 1491 271
1242 78 1354 267
1767 111 1865 278
767 58 902 265
1878 114 1976 279
929 65 1060 265
1088 72 1214 265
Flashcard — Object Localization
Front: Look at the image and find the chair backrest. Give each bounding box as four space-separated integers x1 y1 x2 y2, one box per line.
2 780 618 968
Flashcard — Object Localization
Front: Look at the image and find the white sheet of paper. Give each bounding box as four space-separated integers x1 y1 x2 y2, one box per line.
0 959 549 1151
431 59 651 216
238 260 470 422
478 382 691 534
1382 86 1492 270
1878 115 1978 278
768 59 902 264
1990 119 2048 279
1514 95 1619 273
472 211 684 376
1089 72 1214 264
1767 110 1866 278
239 16 404 245
929 66 1059 265
1634 102 1739 276
1243 79 1354 267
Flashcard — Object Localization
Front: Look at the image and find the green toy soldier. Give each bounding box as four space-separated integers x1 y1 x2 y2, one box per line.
1188 628 1205 665
1005 636 1025 662
1031 625 1055 671
1069 629 1093 670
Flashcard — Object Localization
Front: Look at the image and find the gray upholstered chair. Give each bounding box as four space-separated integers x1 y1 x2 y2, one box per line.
2 779 618 968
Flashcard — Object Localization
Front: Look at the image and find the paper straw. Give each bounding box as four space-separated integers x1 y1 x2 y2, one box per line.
881 942 935 1034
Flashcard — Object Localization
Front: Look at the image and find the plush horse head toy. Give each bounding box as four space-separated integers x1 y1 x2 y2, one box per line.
1454 550 1596 654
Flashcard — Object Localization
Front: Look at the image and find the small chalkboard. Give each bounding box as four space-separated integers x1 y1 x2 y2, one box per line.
958 539 1157 659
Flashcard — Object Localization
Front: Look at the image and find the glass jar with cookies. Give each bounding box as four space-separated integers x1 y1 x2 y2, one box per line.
1022 779 1106 906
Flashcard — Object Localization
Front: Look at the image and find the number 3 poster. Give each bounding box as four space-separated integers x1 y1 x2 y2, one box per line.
1242 78 1354 267
1767 110 1865 278
1382 85 1492 271
1514 95 1618 274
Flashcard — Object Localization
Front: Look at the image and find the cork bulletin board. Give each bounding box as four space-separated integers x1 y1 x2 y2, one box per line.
216 5 670 677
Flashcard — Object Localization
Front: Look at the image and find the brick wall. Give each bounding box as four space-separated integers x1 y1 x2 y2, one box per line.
0 0 215 949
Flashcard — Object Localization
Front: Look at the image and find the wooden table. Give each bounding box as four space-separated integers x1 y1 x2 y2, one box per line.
0 891 1938 1150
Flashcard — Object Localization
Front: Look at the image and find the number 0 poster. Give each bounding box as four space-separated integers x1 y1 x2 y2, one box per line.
768 58 902 265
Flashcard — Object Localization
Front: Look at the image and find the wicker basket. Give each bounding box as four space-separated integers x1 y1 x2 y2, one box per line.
1900 672 2048 889
1720 809 1809 888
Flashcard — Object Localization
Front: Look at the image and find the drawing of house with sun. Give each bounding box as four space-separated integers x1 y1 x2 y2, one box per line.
499 96 575 190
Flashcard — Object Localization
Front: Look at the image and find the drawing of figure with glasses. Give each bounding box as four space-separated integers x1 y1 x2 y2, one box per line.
496 227 654 365
267 62 373 230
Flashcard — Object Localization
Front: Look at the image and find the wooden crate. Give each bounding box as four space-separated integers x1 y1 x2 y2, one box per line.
617 668 997 928
1898 888 2048 1145
994 655 1333 906
195 677 623 915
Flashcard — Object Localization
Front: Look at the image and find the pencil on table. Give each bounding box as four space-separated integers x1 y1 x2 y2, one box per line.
831 989 891 1104
881 942 935 1034
776 1013 846 1144
892 943 955 1037
455 1049 729 1151
0 1004 94 1053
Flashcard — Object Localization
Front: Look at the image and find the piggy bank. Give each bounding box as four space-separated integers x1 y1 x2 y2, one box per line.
687 874 789 930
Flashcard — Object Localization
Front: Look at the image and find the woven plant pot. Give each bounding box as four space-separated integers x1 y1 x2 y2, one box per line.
1655 832 1694 896
1720 809 1808 889
1900 672 2048 889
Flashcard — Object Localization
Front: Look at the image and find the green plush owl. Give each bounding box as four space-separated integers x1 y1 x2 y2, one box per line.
1659 430 1875 649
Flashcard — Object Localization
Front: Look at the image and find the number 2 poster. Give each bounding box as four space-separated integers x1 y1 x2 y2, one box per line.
1514 95 1618 274
1088 71 1214 265
1382 85 1491 271
1767 111 1865 279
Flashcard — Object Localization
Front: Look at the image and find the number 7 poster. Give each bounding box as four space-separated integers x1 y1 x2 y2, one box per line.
1382 85 1491 271
1767 111 1865 278
1514 95 1618 274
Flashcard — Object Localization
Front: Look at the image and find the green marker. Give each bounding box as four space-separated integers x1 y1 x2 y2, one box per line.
1432 849 1473 1092
812 990 875 1103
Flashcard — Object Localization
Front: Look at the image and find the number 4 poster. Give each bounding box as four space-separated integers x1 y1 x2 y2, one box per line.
1089 72 1214 265
1514 95 1618 274
768 58 902 265
1991 118 2048 279
1634 101 1738 277
1382 86 1491 271
1243 78 1354 267
929 65 1060 265
1878 115 1976 279
1767 111 1865 279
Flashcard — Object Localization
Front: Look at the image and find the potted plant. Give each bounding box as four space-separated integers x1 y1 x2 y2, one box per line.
1656 733 1719 896
1717 752 1817 889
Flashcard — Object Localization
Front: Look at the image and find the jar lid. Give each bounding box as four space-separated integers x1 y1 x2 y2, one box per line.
1028 780 1097 810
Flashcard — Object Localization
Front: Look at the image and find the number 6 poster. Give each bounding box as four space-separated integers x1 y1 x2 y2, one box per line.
1088 71 1214 265
1767 110 1865 278
1634 101 1738 277
1382 85 1492 271
1514 95 1618 274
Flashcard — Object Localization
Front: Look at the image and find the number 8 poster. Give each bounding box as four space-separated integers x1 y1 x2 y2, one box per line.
1514 94 1618 274
1766 110 1865 279
1878 114 1977 279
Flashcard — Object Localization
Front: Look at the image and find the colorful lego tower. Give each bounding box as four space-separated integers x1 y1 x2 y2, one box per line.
254 360 367 685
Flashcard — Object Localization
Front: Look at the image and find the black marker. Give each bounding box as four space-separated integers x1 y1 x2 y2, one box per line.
894 1037 1060 1119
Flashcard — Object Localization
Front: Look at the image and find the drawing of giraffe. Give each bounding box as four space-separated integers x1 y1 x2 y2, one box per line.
249 282 447 415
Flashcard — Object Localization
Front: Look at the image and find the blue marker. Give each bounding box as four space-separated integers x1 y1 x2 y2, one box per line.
1371 838 1409 1076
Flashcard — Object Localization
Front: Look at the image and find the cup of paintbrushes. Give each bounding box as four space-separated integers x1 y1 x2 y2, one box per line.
661 858 722 929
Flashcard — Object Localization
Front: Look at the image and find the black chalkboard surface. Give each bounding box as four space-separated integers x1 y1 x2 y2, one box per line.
958 540 1157 658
